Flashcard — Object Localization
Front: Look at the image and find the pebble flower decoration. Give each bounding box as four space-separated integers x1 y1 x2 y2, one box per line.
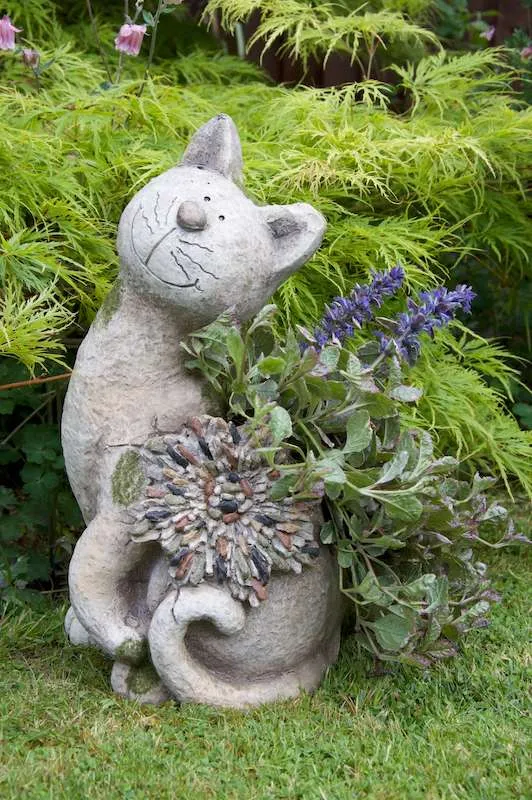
128 415 321 606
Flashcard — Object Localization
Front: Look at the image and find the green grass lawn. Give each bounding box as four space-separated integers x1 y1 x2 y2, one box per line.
1 548 530 800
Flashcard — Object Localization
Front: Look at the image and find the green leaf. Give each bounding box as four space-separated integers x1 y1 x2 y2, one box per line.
226 328 246 372
142 10 155 25
389 384 423 402
372 613 414 652
318 452 346 484
369 490 424 521
248 304 277 333
0 487 17 510
345 353 362 380
356 571 387 603
268 406 292 444
337 548 353 568
269 474 295 500
374 450 409 485
20 464 62 498
305 377 346 400
344 410 372 454
252 379 278 403
363 534 406 550
319 346 340 371
320 521 336 544
257 356 286 376
361 393 397 418
407 431 435 479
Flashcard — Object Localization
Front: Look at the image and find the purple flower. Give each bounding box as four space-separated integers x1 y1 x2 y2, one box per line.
381 284 476 364
22 48 39 68
479 25 495 42
521 46 532 60
312 266 404 349
0 14 21 50
114 23 147 56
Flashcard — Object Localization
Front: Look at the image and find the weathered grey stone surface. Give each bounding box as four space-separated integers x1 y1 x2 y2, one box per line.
62 114 343 707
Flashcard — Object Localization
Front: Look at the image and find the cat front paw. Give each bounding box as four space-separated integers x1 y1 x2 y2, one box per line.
65 606 93 647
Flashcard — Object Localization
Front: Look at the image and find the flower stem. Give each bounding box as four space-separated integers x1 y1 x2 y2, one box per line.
85 0 113 83
114 0 129 84
138 0 166 97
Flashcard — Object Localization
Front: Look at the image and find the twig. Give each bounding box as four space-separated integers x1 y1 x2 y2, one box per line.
138 0 166 97
85 0 113 82
0 372 72 392
365 35 376 81
1 394 55 447
234 22 246 59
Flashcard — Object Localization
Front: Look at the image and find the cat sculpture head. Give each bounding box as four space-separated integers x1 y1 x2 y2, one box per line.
117 114 326 325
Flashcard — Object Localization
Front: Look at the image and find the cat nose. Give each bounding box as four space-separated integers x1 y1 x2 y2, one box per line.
176 201 207 231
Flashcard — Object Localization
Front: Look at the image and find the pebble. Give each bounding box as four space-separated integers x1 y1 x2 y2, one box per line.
251 579 268 602
145 437 166 453
145 507 171 521
188 553 206 585
277 532 292 550
146 466 163 481
216 537 228 558
207 507 222 520
223 511 240 524
146 485 166 498
240 479 253 497
219 499 238 513
276 521 300 534
166 444 189 469
132 519 150 535
164 494 185 506
174 551 194 580
197 437 214 460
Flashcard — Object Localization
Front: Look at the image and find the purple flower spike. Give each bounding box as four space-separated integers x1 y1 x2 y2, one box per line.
387 284 476 364
312 265 405 349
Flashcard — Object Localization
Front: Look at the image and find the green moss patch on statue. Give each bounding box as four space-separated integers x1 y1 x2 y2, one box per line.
97 280 122 328
111 450 145 507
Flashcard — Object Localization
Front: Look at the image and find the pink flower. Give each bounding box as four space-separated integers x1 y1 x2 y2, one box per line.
0 14 21 51
114 23 146 56
22 48 39 68
520 46 532 60
479 25 496 42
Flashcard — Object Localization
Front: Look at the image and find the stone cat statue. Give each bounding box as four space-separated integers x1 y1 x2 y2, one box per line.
62 115 343 708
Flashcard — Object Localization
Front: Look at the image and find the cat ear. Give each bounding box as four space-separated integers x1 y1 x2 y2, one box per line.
182 114 243 184
260 203 326 280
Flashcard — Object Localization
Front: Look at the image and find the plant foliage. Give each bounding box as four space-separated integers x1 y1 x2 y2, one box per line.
181 298 528 665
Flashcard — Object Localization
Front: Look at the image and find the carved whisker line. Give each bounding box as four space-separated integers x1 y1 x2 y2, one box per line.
145 226 179 266
141 206 155 235
178 238 214 254
174 245 219 280
154 192 162 226
144 259 201 291
170 250 190 281
130 207 147 264
130 213 202 292
165 195 179 226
